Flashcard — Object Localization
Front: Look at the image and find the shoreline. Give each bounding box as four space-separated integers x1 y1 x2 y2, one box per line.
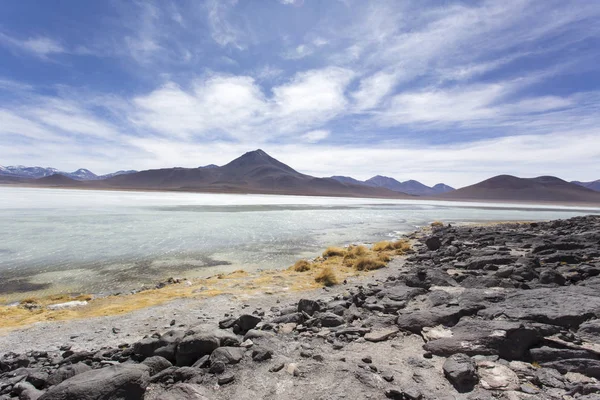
3 183 600 208
2 215 600 399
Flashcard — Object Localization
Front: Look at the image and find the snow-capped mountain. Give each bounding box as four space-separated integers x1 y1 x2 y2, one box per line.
0 165 137 181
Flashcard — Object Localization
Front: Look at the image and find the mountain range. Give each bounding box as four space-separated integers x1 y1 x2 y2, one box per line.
572 180 600 192
331 175 454 196
439 175 600 203
1 150 599 203
0 166 136 181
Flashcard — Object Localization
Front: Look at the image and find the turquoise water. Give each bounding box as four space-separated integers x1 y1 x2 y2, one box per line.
1 186 598 301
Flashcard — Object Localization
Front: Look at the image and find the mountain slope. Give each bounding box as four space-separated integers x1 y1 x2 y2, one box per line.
105 150 411 198
439 175 600 203
572 180 600 192
0 165 137 181
364 175 455 196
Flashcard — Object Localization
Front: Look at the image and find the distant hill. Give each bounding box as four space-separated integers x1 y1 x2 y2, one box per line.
438 175 600 203
104 150 411 198
34 174 85 187
0 165 137 181
572 180 600 192
331 175 454 196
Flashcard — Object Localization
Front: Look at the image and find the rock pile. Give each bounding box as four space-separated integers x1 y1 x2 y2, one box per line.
2 215 600 399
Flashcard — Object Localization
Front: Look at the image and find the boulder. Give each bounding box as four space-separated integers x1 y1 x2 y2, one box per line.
478 288 600 328
396 304 482 333
235 314 261 332
476 360 519 391
141 356 172 376
297 299 320 316
316 312 345 327
425 237 441 251
175 330 239 366
209 347 245 365
578 319 600 344
47 363 92 386
38 364 149 400
542 359 600 379
442 353 478 392
423 318 548 359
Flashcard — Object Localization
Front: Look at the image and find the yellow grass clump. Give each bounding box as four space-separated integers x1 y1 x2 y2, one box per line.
352 255 388 271
372 239 411 254
322 247 346 258
315 266 338 286
431 221 444 228
291 259 312 272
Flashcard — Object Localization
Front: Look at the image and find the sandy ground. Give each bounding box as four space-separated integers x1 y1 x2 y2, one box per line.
0 259 406 355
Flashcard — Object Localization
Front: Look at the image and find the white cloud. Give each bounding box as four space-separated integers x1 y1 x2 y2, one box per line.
206 0 247 49
0 33 66 58
282 44 313 60
132 67 355 141
302 130 330 143
352 70 400 111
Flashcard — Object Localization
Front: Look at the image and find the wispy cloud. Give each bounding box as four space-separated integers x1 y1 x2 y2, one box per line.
0 33 66 58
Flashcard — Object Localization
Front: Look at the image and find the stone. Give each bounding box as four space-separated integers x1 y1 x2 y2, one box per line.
442 353 478 392
385 387 423 400
217 372 235 385
578 319 600 344
425 236 441 251
38 364 149 400
13 381 44 400
156 383 210 400
542 358 600 379
269 362 284 372
533 367 566 389
364 328 399 342
297 299 321 316
424 318 548 359
218 317 237 329
47 363 92 386
421 325 453 342
141 356 172 376
209 347 245 365
478 287 600 329
235 314 261 332
286 363 300 376
476 360 519 391
175 330 239 366
208 361 225 374
317 312 345 327
251 348 273 362
396 304 482 333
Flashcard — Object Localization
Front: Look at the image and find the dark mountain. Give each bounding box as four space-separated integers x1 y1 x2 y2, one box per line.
105 150 411 198
432 183 455 194
329 176 366 186
199 164 219 169
34 174 85 187
364 175 455 196
572 180 600 192
438 175 600 203
331 175 454 196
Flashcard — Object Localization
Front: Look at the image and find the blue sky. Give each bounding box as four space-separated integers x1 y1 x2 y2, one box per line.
0 0 599 187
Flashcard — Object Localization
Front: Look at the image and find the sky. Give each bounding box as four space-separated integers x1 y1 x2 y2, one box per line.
0 0 599 187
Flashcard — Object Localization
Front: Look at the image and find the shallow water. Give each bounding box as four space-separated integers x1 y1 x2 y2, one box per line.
1 186 598 301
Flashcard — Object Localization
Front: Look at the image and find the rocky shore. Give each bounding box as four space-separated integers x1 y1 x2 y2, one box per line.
2 215 600 399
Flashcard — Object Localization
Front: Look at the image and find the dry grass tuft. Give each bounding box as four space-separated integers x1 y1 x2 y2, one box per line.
352 255 388 271
372 239 411 254
315 266 338 286
322 247 346 258
291 259 312 272
431 221 444 228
